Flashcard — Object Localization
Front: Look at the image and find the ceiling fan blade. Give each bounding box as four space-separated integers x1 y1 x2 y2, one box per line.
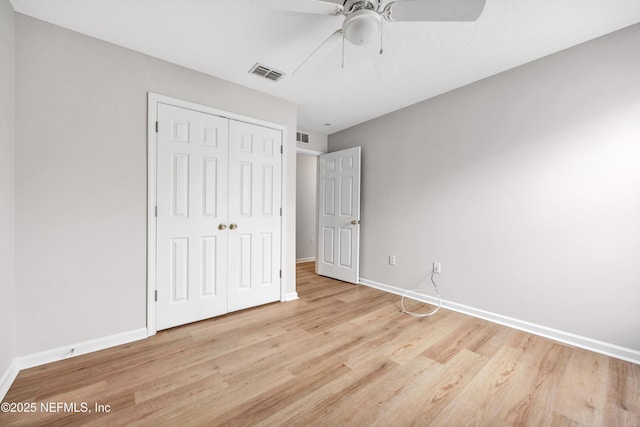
251 0 343 16
384 0 486 22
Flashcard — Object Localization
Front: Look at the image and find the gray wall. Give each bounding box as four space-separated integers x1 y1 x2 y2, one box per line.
296 154 317 261
15 14 297 355
329 24 640 351
0 0 16 376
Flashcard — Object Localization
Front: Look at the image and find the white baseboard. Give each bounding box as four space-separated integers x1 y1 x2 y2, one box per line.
0 328 147 401
18 328 148 371
284 292 299 301
360 278 640 365
296 257 316 264
0 359 20 402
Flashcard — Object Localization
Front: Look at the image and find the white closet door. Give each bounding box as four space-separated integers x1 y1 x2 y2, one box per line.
156 103 229 330
227 120 282 311
317 147 361 284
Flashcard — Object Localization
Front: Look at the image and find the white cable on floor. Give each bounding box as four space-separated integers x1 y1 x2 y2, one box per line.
400 273 442 317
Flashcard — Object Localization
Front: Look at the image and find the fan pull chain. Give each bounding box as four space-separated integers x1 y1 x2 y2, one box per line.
342 33 345 68
379 20 384 55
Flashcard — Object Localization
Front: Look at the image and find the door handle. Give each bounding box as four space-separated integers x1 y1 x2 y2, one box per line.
218 224 227 230
351 220 360 225
229 223 238 230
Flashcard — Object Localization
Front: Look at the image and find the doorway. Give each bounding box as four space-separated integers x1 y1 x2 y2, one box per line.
296 153 318 263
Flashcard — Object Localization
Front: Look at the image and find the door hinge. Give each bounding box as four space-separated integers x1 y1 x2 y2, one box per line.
154 290 158 301
280 145 283 154
155 121 158 133
280 207 282 216
279 270 282 278
155 206 158 217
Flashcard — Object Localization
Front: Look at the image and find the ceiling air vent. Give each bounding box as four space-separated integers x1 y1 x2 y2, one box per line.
249 63 285 82
296 131 310 144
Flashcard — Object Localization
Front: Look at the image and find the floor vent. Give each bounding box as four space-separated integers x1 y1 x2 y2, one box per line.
249 63 285 82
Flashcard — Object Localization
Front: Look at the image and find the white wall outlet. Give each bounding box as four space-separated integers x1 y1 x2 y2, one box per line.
433 262 441 274
389 255 396 265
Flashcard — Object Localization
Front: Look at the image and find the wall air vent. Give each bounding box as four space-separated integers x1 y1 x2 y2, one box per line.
296 131 310 144
249 63 285 82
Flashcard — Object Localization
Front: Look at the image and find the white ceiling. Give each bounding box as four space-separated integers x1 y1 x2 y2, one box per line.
10 0 640 134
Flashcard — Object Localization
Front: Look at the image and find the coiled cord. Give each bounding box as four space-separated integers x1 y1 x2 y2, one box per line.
400 273 442 317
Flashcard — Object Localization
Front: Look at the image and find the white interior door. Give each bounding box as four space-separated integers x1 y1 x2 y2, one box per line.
227 120 283 311
317 147 361 284
156 103 229 330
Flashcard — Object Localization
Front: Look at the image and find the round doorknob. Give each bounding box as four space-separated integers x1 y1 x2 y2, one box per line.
218 224 227 230
351 220 359 225
229 223 238 230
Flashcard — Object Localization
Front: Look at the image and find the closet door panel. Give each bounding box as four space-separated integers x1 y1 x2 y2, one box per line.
228 120 282 311
156 103 229 330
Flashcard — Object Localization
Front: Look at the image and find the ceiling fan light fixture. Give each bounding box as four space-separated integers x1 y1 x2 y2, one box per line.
342 9 381 46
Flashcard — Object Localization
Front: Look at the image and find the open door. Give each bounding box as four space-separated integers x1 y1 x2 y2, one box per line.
316 147 361 284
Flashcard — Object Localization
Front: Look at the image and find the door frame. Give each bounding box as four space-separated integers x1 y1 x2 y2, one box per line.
146 92 289 336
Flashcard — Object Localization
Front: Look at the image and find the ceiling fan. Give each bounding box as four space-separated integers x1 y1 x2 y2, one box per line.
252 0 487 72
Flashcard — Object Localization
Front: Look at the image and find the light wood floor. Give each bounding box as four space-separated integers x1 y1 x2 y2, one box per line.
2 262 639 426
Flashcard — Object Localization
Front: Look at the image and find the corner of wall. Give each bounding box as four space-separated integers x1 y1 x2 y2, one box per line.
0 0 17 401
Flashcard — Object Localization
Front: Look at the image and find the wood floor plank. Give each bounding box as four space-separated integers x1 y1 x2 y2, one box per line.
372 349 487 427
555 350 610 426
306 357 431 426
428 344 529 426
263 357 401 426
210 360 353 426
497 337 574 426
132 362 227 404
603 357 640 426
422 317 491 364
1 261 638 426
387 311 462 366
